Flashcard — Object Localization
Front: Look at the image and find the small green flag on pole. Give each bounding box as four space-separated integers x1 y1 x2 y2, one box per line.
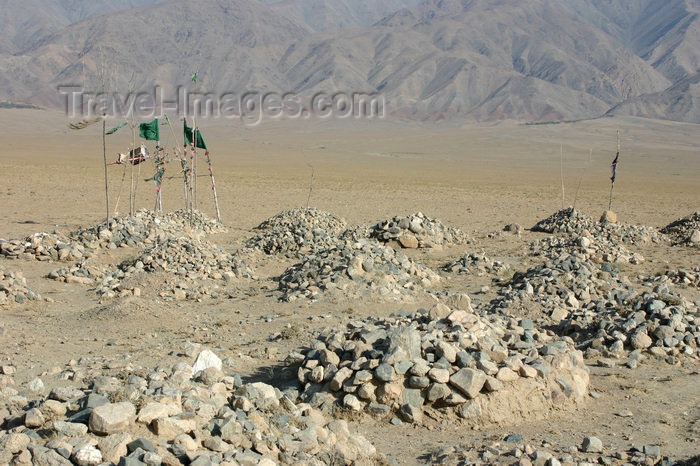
184 120 207 151
105 122 127 135
191 72 198 83
139 119 159 141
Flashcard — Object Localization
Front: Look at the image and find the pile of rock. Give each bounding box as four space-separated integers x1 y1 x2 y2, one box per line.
96 237 253 299
70 209 226 250
529 233 644 265
651 267 699 288
369 212 468 249
158 283 226 302
492 244 634 322
0 210 225 263
532 208 594 234
165 209 228 235
661 211 700 245
591 221 663 245
48 259 111 285
0 269 41 305
278 239 440 302
427 436 671 465
441 253 509 276
0 232 88 262
285 301 588 426
0 349 377 465
532 208 663 245
245 208 347 258
558 288 699 364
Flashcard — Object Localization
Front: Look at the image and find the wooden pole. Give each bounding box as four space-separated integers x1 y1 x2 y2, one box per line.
135 144 142 212
102 116 110 225
560 143 565 209
113 164 126 216
204 151 221 222
306 163 315 208
130 123 135 216
163 114 188 211
192 74 198 211
608 130 620 210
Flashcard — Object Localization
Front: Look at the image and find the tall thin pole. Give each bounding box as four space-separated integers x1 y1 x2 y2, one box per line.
608 130 620 210
560 143 565 209
130 122 136 216
102 116 110 225
164 115 188 211
306 163 315 208
192 73 198 211
127 73 136 217
204 151 221 222
135 143 142 212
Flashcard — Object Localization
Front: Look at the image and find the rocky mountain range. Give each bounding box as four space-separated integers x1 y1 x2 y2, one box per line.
1 0 698 123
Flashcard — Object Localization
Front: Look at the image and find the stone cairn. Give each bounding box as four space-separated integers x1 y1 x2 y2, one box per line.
427 435 677 465
368 212 469 249
529 233 644 265
48 259 111 286
70 210 227 250
0 349 377 465
489 231 699 367
661 211 700 246
278 238 440 302
285 299 588 426
532 208 595 235
0 210 225 263
244 208 347 259
95 237 254 299
532 208 663 245
441 252 510 276
0 269 41 305
492 239 638 321
559 287 699 367
0 233 87 262
646 267 700 288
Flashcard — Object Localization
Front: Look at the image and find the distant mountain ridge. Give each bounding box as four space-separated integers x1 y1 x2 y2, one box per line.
1 0 698 123
0 0 167 54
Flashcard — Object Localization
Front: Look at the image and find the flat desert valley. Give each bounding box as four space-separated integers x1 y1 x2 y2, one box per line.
0 109 699 465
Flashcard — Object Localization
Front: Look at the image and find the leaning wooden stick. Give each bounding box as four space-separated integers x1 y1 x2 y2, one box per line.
203 151 221 222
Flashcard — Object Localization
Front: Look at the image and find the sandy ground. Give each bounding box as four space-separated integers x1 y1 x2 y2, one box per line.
0 109 699 464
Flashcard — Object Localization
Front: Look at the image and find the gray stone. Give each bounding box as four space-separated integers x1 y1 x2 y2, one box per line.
399 404 423 423
89 402 136 435
581 436 603 453
53 421 88 437
425 383 450 402
402 388 424 408
374 363 394 383
127 438 155 453
386 327 421 360
449 368 486 399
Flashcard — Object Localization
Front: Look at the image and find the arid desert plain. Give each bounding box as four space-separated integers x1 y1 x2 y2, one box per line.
0 109 699 465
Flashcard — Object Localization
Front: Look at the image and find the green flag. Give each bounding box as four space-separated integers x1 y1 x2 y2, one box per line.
106 122 127 135
191 72 198 83
139 119 159 141
184 120 207 151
